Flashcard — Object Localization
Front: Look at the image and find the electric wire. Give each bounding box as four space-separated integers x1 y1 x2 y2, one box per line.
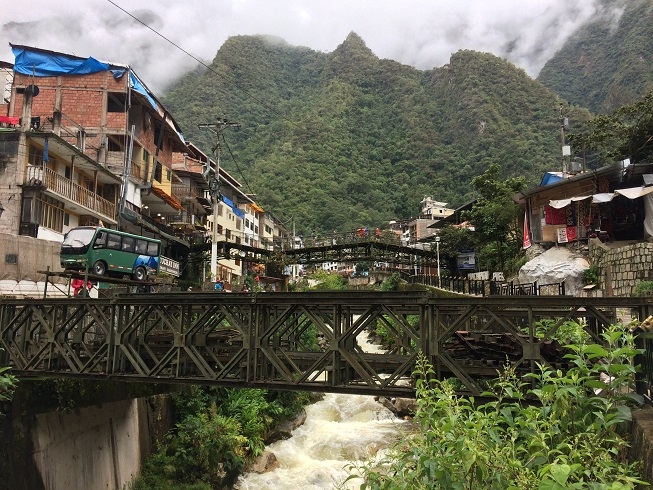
106 0 282 201
106 0 301 132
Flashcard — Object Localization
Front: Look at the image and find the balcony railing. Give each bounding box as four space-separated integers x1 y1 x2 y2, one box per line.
172 183 202 200
27 166 116 220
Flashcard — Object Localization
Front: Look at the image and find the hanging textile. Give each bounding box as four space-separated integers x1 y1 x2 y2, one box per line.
545 205 567 225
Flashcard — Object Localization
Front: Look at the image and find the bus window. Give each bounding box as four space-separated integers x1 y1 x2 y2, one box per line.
122 236 135 253
147 241 159 256
135 239 148 254
94 231 107 248
107 233 122 250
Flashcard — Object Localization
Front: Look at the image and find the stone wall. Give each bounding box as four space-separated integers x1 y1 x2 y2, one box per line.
589 238 653 297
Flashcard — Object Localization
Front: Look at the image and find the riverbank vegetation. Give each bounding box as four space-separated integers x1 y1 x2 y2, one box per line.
131 386 313 489
350 322 648 489
0 349 16 412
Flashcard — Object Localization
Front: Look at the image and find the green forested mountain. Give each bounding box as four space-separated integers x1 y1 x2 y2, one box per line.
537 0 653 114
162 33 589 235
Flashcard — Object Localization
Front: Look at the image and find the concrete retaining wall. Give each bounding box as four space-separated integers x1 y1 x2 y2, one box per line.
32 399 147 490
0 233 62 282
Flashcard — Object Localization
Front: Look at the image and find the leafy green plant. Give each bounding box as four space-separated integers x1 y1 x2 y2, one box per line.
582 266 600 286
0 361 16 407
633 281 653 296
379 273 403 291
133 386 312 489
351 323 647 489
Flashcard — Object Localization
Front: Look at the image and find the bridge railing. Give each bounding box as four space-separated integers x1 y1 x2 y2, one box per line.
410 275 566 297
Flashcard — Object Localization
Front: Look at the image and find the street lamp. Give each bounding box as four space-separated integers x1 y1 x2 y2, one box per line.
435 236 441 288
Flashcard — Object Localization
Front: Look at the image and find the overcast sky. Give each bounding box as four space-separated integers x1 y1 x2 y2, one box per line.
1 0 621 95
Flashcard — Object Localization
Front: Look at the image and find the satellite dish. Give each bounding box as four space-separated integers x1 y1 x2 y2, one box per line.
25 85 39 97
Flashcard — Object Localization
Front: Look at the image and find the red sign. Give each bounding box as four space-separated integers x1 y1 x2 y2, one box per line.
523 211 532 249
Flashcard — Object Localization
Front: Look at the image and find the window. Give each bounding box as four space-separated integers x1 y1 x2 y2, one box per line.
107 92 127 112
28 145 44 167
166 169 171 181
143 149 150 167
33 193 64 232
225 229 231 240
154 162 162 182
121 236 135 252
147 242 159 256
94 231 107 247
106 233 122 250
135 239 148 254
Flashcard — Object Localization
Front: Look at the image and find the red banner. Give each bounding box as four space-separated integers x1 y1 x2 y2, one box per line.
523 211 531 249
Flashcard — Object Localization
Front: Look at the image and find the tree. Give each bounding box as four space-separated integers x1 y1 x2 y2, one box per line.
464 163 526 271
569 91 653 166
436 225 476 275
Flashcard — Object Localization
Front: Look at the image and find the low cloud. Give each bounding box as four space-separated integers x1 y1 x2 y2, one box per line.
0 0 618 95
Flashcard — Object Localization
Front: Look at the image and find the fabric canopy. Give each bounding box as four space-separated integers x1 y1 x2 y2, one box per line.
615 186 653 199
548 195 591 209
549 187 653 208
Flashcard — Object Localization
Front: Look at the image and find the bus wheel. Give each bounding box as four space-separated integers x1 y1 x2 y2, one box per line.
133 266 147 282
92 260 106 276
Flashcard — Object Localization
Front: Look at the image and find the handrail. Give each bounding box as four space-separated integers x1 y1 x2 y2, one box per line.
26 166 115 220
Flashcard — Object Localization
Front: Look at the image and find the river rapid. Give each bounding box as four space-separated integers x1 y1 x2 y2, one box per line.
234 332 410 489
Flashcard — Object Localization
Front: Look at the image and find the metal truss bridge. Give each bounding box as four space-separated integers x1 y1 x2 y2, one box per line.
205 240 439 267
2 292 652 398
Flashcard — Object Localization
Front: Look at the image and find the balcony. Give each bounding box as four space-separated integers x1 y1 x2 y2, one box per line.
26 166 116 221
172 183 203 201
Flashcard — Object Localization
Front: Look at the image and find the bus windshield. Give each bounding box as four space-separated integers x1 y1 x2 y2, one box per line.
62 227 97 248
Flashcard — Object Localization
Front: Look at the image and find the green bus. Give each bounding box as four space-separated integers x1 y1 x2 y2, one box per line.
60 226 161 281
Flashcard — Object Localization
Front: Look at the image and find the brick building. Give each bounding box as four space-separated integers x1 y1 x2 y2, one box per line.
0 44 292 291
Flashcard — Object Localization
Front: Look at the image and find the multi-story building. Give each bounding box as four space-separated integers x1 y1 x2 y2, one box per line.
407 196 454 245
3 45 189 264
0 44 294 290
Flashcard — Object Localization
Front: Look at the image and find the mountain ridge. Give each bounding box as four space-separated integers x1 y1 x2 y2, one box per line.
161 33 589 235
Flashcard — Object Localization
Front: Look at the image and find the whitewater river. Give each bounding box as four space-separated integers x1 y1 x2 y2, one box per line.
234 333 410 489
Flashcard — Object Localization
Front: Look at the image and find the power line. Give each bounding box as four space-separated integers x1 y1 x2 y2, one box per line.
106 0 299 131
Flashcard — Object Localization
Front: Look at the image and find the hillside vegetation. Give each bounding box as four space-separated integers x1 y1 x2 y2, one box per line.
162 33 590 236
538 0 653 114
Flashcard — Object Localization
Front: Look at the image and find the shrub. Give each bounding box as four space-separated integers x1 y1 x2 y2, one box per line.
351 323 647 489
633 281 653 296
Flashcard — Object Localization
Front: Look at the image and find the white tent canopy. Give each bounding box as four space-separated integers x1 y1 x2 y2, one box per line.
548 186 653 238
548 186 653 208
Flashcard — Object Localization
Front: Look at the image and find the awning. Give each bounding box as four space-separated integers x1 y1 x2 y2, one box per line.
615 186 653 199
548 195 592 209
549 187 653 208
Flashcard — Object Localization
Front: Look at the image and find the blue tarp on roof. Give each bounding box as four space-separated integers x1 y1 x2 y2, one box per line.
540 172 564 187
221 195 244 219
12 46 125 79
11 46 159 111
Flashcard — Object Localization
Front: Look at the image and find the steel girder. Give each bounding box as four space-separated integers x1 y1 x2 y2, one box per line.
1 293 652 397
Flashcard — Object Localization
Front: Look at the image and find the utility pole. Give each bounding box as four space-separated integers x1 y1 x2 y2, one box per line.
198 118 240 281
560 104 570 174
